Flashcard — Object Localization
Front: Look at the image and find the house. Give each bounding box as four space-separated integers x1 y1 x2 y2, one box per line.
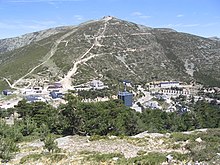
50 90 63 99
47 82 63 91
90 80 104 88
22 88 35 95
2 90 13 96
54 82 63 88
25 95 45 103
89 80 107 89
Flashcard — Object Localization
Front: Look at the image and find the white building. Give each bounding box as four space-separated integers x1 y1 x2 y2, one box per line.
90 80 107 89
160 81 180 88
22 87 43 95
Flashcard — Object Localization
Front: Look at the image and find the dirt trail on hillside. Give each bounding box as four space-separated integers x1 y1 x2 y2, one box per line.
59 18 111 90
11 28 77 89
3 77 13 88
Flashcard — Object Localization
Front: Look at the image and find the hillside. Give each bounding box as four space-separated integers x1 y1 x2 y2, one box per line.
0 16 220 90
1 93 219 164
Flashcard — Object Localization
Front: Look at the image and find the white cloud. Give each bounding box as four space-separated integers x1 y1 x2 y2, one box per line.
131 12 142 16
0 19 59 30
139 15 151 19
131 11 151 19
177 14 184 18
164 23 200 28
203 22 219 27
74 15 84 21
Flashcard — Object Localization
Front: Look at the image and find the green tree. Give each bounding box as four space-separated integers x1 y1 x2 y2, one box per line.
14 100 32 118
18 116 37 136
15 100 63 134
59 94 83 135
43 134 60 153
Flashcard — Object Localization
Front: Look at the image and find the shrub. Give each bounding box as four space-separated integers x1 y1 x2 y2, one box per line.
118 152 166 165
137 150 147 156
43 134 60 153
170 132 197 142
171 143 181 149
86 152 124 162
169 152 189 161
0 138 19 161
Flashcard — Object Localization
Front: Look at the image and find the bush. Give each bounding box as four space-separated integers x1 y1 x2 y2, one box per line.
171 143 181 149
137 150 147 156
86 152 124 162
118 152 166 165
43 134 60 153
169 152 189 161
170 132 197 142
0 138 19 161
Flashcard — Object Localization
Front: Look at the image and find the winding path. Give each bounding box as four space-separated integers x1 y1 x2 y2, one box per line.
60 18 111 90
3 77 13 88
11 28 78 89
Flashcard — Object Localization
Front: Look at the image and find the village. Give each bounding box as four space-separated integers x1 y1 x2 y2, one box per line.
1 79 219 165
1 79 219 114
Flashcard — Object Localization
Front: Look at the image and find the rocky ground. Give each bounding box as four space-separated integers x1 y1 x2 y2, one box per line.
6 131 194 165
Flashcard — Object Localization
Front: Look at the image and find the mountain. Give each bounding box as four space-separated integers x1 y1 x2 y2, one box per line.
0 16 220 90
0 26 72 53
209 36 220 42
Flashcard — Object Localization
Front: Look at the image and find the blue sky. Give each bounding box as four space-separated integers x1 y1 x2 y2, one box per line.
0 0 219 39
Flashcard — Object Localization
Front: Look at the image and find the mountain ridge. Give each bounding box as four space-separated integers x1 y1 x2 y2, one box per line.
0 16 220 90
0 26 74 54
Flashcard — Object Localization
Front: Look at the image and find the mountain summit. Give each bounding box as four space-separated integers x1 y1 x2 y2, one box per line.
0 17 220 89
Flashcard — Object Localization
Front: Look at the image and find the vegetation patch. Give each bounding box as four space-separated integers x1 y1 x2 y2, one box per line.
117 152 166 165
125 137 149 146
20 153 42 164
45 153 67 163
169 152 189 162
85 152 124 162
170 132 197 142
185 129 220 162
